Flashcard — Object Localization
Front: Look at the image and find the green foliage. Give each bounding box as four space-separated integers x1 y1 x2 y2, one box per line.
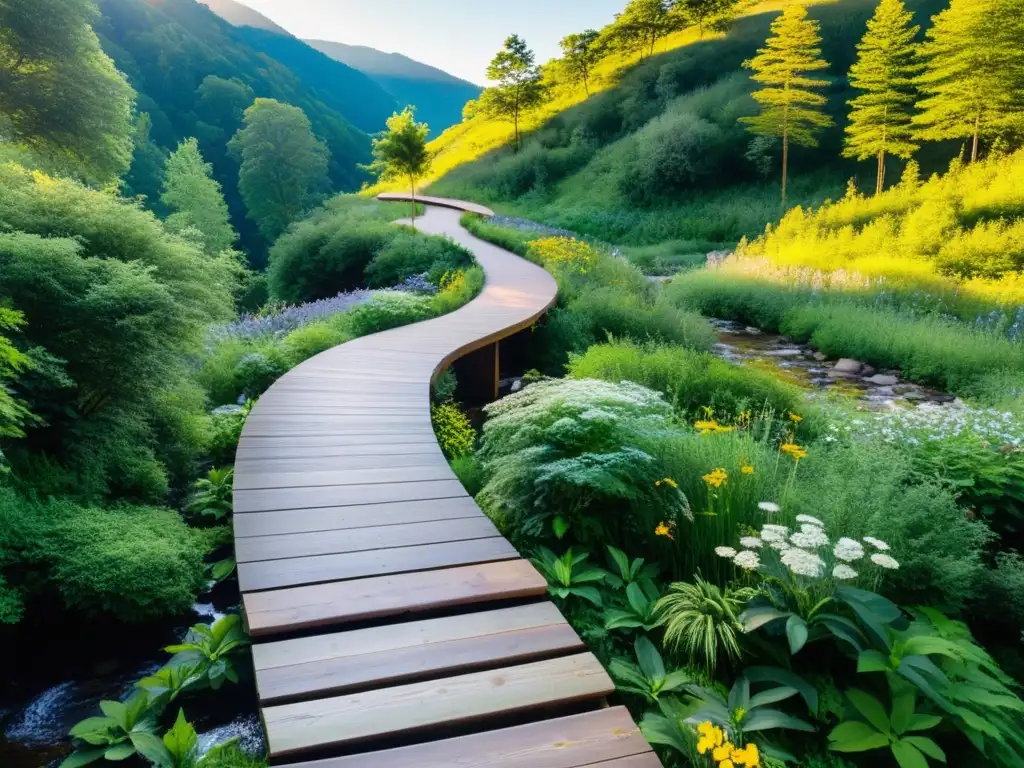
207 401 253 465
365 231 472 288
162 139 237 255
347 291 434 337
481 35 547 150
741 5 833 203
530 546 609 607
229 99 331 242
0 307 33 439
363 107 432 222
431 402 475 459
232 352 287 401
187 467 234 522
433 367 458 403
164 614 250 691
137 663 207 707
829 689 946 767
610 636 693 703
559 30 603 95
656 577 750 673
605 579 662 633
0 0 134 185
450 454 484 496
61 692 163 768
602 0 687 61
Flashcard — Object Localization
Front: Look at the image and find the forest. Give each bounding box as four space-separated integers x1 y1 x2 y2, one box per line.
1 0 1023 766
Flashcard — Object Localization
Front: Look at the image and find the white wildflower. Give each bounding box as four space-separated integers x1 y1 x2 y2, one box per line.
758 501 781 514
781 548 825 578
796 514 825 527
739 536 764 549
832 564 858 580
768 540 791 552
871 553 900 570
834 538 865 562
790 527 830 549
733 550 761 571
863 536 890 551
715 546 737 559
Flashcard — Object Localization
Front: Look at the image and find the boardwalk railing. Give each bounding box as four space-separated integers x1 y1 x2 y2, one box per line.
233 197 661 766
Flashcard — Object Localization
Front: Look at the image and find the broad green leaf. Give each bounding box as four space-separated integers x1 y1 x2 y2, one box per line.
59 748 107 768
858 649 891 673
552 516 569 539
829 721 889 752
131 732 172 767
816 614 866 652
104 743 137 761
634 636 665 682
606 545 629 579
728 675 750 713
605 611 644 630
903 736 947 762
749 686 799 709
741 708 816 733
891 739 929 768
786 615 809 655
740 604 791 632
848 689 891 735
662 669 692 692
625 582 649 616
99 701 128 730
573 566 609 584
902 636 963 660
569 585 602 606
905 714 943 733
163 709 198 763
744 666 818 712
835 587 903 622
70 717 116 739
891 690 917 734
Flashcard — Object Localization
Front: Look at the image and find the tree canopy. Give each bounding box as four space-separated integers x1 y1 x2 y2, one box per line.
162 138 237 255
365 108 432 224
560 31 603 96
229 98 331 242
481 35 547 152
0 0 135 185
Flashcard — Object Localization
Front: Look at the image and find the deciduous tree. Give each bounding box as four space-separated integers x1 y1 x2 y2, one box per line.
606 0 685 60
560 30 603 96
364 107 432 226
844 0 921 196
162 139 237 255
228 99 330 242
740 6 833 206
913 0 1024 162
676 0 740 37
482 35 546 152
0 0 135 185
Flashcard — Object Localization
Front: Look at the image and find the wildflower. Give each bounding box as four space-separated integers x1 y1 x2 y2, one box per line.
796 514 825 527
703 468 728 488
863 536 890 551
714 743 735 762
780 442 808 461
758 501 780 514
833 564 858 580
738 410 752 429
658 477 678 489
696 722 724 754
790 527 829 549
733 550 761 571
788 412 803 423
739 536 763 549
741 465 755 475
694 419 720 433
715 546 738 559
834 537 865 562
760 524 789 543
871 553 900 570
655 521 675 540
781 547 825 578
732 743 760 767
768 540 790 552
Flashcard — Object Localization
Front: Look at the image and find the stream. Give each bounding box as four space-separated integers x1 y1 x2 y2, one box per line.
0 581 264 768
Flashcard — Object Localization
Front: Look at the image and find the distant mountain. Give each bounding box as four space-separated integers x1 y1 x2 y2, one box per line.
195 0 288 34
307 40 482 136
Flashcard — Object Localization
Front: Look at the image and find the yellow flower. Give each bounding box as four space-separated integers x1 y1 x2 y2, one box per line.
697 722 715 736
695 722 722 754
720 761 735 768
741 465 754 475
738 410 752 429
702 467 728 488
694 419 719 433
662 477 678 489
713 743 734 762
731 743 760 767
654 521 675 540
788 412 803 423
780 443 808 461
714 423 736 433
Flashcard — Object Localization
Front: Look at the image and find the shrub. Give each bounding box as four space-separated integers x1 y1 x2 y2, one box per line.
347 291 434 337
233 352 287 400
270 223 390 303
431 403 476 459
429 266 485 316
281 320 351 363
450 454 485 496
365 231 472 287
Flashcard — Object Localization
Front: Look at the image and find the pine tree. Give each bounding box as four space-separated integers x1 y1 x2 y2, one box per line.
740 6 833 206
843 0 921 196
162 138 237 255
913 0 1024 162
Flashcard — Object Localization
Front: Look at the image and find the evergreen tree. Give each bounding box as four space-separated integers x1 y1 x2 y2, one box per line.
228 99 330 242
913 0 1024 162
364 107 432 226
843 0 921 196
560 30 603 96
481 35 546 152
162 138 237 255
740 6 833 206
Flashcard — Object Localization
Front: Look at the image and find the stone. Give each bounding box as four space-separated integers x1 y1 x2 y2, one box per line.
864 374 899 386
744 326 763 335
764 349 804 357
510 378 523 393
902 390 925 400
812 351 827 361
832 358 864 374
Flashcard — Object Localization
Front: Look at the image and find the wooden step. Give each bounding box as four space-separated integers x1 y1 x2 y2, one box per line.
262 653 614 759
279 707 659 768
234 478 469 514
243 559 547 637
233 463 454 491
252 602 582 704
238 536 519 592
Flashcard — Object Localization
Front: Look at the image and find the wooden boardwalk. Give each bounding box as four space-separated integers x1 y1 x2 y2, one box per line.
234 197 660 766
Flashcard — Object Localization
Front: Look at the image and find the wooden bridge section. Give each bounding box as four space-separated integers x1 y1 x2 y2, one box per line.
233 197 660 766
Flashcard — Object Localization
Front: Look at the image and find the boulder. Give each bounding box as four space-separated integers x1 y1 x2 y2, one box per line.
812 351 827 361
864 374 899 386
744 326 763 335
832 358 865 374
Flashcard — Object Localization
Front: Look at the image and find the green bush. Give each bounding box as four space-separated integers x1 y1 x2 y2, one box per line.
233 352 287 400
281 320 352 365
365 230 472 287
347 291 435 337
451 454 484 496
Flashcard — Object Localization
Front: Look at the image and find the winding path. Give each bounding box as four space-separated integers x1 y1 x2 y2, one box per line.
233 198 660 766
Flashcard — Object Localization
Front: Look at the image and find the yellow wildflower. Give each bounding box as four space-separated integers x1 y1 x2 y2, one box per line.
702 467 728 488
738 410 752 429
788 412 803 423
714 423 736 433
713 743 735 762
694 419 720 433
661 477 678 489
780 443 808 461
732 743 760 767
654 521 675 540
741 465 755 475
720 761 735 768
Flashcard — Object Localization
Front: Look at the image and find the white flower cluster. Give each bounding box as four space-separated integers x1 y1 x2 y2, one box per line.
832 404 1022 448
715 502 901 579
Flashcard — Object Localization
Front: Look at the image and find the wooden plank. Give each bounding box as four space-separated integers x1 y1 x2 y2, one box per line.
252 603 581 703
238 536 518 592
281 707 655 768
235 442 440 461
233 463 452 491
234 452 445 473
243 559 547 636
234 479 469 514
234 497 483 538
236 517 500 562
262 653 613 759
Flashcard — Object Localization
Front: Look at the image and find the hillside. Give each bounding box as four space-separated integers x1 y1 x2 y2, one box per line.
307 40 483 135
93 0 375 262
418 0 950 248
195 0 287 33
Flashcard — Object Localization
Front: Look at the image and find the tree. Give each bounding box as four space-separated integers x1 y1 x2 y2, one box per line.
0 0 135 185
560 30 603 96
606 0 685 60
740 6 833 206
0 308 33 440
364 108 432 226
481 35 547 152
843 0 921 196
913 0 1024 163
228 99 330 242
162 139 237 255
676 0 740 37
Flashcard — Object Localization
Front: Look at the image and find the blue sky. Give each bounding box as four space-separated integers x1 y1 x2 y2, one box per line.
232 0 626 84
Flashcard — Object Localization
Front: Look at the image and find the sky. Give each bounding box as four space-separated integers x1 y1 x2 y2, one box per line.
229 0 626 84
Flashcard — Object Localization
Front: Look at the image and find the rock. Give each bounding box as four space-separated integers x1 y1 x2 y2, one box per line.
832 358 865 374
902 390 925 400
744 326 763 335
827 370 859 379
764 348 804 357
864 374 899 386
510 379 523 393
812 351 827 361
861 365 876 377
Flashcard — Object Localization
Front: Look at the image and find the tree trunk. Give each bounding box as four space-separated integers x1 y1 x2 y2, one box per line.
972 113 980 162
410 175 416 228
876 149 886 197
781 128 789 208
514 108 520 152
583 69 590 96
